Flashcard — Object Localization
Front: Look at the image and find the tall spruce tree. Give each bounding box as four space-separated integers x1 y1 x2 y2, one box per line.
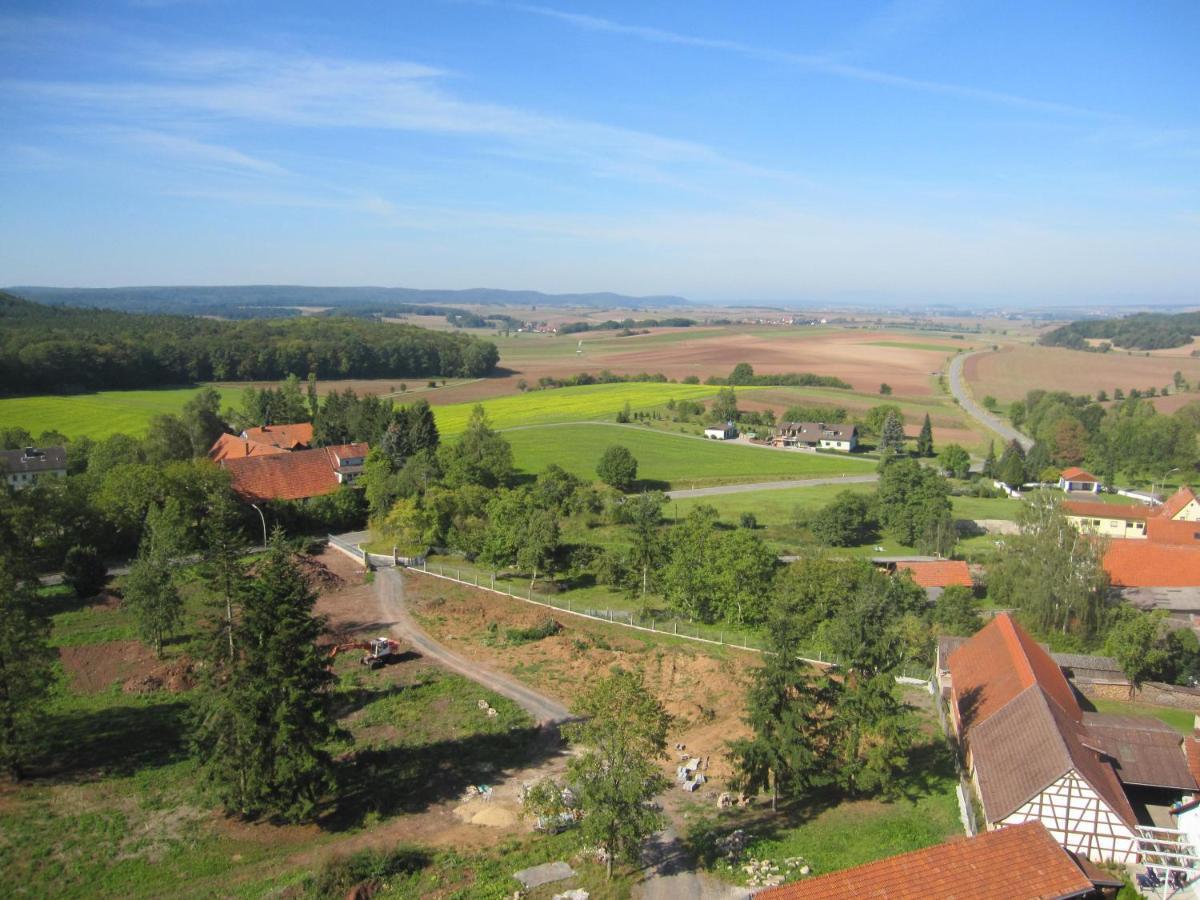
192 531 339 822
0 558 54 780
916 413 934 457
200 489 246 662
123 501 186 658
982 440 997 478
879 412 906 454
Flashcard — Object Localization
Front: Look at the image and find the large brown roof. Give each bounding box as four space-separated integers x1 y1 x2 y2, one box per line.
1082 712 1197 790
948 614 1138 830
751 821 1097 900
1104 540 1200 588
221 443 368 502
208 432 288 462
948 613 1081 731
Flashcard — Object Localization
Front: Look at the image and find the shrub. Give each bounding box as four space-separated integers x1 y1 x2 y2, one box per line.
62 545 107 598
505 618 562 644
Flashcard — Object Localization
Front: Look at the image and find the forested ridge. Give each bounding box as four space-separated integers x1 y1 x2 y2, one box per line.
1041 310 1200 351
0 291 499 393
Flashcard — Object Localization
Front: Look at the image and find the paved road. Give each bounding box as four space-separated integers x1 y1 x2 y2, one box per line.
666 474 878 499
373 566 571 725
948 350 1033 450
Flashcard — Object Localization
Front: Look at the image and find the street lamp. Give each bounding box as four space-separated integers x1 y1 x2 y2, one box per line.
1154 468 1180 505
250 503 267 548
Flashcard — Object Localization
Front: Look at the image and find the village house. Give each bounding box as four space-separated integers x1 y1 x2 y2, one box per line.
1059 467 1102 494
208 422 315 462
1062 498 1151 540
751 821 1120 900
703 422 737 440
770 421 858 452
944 613 1197 864
886 558 973 601
0 446 67 490
219 442 369 503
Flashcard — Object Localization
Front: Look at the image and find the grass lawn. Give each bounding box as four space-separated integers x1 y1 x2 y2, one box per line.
688 726 961 886
949 494 1026 520
504 423 874 488
1086 698 1197 735
432 381 743 435
0 387 211 440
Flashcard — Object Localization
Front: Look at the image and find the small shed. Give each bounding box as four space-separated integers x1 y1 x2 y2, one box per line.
703 422 737 440
1059 467 1101 493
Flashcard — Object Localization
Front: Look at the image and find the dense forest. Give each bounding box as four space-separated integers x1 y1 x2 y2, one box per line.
0 292 499 394
1041 311 1200 351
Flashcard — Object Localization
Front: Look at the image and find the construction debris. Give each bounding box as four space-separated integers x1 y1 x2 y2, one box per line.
552 891 589 900
123 657 198 694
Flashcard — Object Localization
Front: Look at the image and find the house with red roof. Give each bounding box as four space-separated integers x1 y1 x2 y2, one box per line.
219 443 369 503
208 422 316 463
751 821 1119 900
1058 467 1101 494
946 613 1196 864
884 559 974 601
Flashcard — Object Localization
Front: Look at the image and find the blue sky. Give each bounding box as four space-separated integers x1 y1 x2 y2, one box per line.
1 1 1197 305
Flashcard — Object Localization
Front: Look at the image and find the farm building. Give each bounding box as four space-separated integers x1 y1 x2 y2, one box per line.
945 613 1197 864
1062 498 1151 540
1059 467 1102 493
0 445 66 490
770 421 857 452
750 821 1119 899
887 559 972 600
209 422 315 462
220 442 369 502
703 422 737 440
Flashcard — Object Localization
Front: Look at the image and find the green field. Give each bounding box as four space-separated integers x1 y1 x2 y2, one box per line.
432 382 744 436
863 340 968 353
504 423 874 488
0 387 209 440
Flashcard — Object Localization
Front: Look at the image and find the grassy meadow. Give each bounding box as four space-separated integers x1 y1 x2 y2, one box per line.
431 381 740 435
0 387 207 440
503 423 874 488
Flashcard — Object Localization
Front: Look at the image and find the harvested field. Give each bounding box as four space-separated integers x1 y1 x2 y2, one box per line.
404 571 759 781
966 344 1200 403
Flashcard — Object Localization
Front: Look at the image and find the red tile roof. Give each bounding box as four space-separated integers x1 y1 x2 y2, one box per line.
896 560 973 589
1061 499 1151 520
1145 516 1200 546
1186 737 1200 786
221 442 368 502
242 422 315 450
1160 485 1198 520
751 822 1097 900
1060 467 1098 482
208 432 288 463
1104 540 1200 588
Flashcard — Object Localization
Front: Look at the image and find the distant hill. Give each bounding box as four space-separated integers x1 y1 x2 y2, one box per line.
6 285 692 317
1040 310 1200 351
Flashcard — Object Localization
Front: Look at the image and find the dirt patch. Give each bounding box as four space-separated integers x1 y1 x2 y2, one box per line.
58 641 158 694
404 573 759 782
123 656 199 694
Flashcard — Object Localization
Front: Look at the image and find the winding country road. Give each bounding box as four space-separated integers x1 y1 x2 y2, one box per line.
374 566 571 724
948 350 1033 450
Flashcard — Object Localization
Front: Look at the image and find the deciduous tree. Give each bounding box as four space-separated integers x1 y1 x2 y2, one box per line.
596 445 638 491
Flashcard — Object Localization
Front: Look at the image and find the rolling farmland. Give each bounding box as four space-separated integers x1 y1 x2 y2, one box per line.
0 387 208 439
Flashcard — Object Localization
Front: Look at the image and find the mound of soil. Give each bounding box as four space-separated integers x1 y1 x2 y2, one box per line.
295 554 346 590
123 656 199 694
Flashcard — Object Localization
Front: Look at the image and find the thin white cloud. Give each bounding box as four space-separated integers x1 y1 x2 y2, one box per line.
506 3 1110 120
119 130 288 175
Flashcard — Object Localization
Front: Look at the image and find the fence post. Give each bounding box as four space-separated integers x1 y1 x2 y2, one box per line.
674 622 677 635
609 610 613 622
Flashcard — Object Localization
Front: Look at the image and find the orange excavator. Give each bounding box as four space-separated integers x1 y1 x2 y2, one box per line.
327 636 402 669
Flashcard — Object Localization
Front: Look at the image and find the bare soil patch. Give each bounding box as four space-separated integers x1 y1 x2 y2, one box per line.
966 344 1200 403
403 573 759 781
59 640 159 694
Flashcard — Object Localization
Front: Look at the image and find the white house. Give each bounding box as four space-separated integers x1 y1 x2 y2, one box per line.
703 422 737 440
0 446 67 490
770 422 858 452
1058 467 1101 493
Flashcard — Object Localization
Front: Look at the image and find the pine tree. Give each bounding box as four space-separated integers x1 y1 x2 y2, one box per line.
916 413 934 457
192 531 339 822
200 489 246 663
123 502 186 658
0 559 54 780
879 412 907 454
982 440 997 478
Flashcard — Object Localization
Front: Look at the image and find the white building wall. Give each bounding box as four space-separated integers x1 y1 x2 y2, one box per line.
997 771 1138 864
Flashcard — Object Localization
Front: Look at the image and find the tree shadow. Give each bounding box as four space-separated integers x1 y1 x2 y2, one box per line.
39 586 114 617
954 685 983 734
330 671 438 719
322 723 564 831
30 699 192 781
633 479 671 492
